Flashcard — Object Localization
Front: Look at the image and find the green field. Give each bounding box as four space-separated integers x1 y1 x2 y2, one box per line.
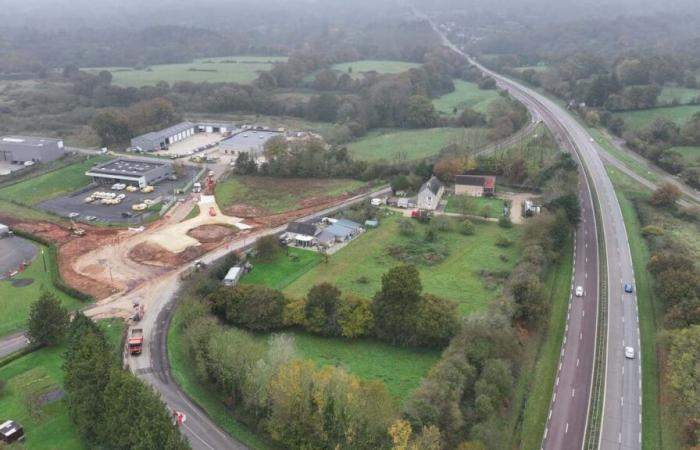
215 176 366 214
241 248 321 290
444 194 506 218
433 79 501 114
0 156 109 205
346 128 488 162
280 331 439 400
283 215 521 316
612 104 700 130
331 60 420 77
0 320 124 450
658 86 700 105
668 145 700 165
0 243 84 337
87 56 287 87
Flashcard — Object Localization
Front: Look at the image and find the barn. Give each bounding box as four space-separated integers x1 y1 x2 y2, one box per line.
0 136 65 164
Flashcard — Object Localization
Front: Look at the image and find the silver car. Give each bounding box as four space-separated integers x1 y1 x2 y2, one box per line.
624 346 635 359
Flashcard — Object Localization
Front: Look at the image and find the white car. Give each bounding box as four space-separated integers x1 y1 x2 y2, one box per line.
575 286 584 297
68 212 80 219
624 346 635 359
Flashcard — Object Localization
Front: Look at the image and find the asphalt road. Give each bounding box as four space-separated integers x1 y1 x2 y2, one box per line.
0 333 29 359
414 7 642 450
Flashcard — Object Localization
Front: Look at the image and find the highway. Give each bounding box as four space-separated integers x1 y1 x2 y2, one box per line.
415 7 642 450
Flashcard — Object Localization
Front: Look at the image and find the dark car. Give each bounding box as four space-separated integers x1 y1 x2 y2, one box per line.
624 283 634 293
121 211 133 219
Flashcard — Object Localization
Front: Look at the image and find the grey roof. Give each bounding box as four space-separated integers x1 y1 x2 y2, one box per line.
86 158 168 177
455 175 486 186
133 121 196 143
316 230 335 244
287 222 317 236
419 176 443 196
335 219 362 231
0 136 62 149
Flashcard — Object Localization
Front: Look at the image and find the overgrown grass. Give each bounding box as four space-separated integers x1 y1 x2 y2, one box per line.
0 199 60 222
657 86 700 105
433 79 500 115
0 156 109 205
0 243 84 337
241 248 321 290
284 215 521 316
518 237 574 449
346 127 488 162
215 176 366 213
86 56 287 87
167 307 276 450
668 145 700 165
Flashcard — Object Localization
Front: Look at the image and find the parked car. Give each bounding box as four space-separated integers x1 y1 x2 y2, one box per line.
121 211 133 218
624 283 634 293
85 215 97 221
68 212 80 219
624 346 635 359
575 286 584 297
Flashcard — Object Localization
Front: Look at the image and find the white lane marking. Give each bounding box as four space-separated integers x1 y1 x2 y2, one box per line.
579 332 583 341
619 433 622 444
553 392 557 403
565 423 569 434
572 388 575 397
582 310 585 317
576 358 579 367
621 396 624 406
556 376 560 386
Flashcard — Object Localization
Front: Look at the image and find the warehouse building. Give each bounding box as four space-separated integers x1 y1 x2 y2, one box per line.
131 122 198 152
0 136 65 164
85 158 173 187
219 130 283 159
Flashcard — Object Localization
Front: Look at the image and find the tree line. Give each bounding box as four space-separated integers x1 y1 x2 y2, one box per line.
25 292 190 449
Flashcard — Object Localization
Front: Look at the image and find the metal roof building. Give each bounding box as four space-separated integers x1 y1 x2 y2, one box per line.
0 136 65 164
131 122 197 152
85 157 173 187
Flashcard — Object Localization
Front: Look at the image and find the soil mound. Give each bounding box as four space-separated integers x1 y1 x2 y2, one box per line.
224 204 270 218
187 224 237 244
129 242 206 268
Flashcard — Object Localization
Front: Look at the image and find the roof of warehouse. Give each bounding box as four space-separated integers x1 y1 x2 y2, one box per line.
133 121 196 142
0 135 62 148
86 158 169 177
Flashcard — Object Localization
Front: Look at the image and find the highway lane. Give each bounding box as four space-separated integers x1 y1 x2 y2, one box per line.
415 7 642 450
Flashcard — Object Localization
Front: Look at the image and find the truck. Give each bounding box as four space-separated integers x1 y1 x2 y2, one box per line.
411 209 433 222
132 303 145 322
128 328 143 355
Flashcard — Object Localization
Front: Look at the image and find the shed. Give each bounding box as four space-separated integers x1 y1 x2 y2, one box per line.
0 420 24 444
223 267 243 287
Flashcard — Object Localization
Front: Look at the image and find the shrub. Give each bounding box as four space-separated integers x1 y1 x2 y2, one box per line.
641 224 664 237
256 235 281 261
498 216 513 228
495 236 514 248
305 283 342 336
337 294 375 338
397 218 416 236
431 215 453 232
459 219 475 235
224 285 285 331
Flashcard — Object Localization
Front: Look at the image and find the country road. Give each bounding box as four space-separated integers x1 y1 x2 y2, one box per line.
414 6 642 450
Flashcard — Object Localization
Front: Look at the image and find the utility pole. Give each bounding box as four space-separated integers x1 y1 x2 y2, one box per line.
41 248 47 272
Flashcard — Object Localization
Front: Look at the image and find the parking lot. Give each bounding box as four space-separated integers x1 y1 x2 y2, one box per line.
0 236 37 279
38 166 199 224
154 133 223 157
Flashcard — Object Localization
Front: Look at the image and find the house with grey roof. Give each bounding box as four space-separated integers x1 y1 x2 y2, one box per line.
0 136 64 164
416 176 444 210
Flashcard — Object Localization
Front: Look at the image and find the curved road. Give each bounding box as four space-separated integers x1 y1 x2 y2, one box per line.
415 7 642 450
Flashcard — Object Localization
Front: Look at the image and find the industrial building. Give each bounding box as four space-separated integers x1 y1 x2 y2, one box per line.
85 158 173 187
131 121 235 152
0 136 65 164
219 130 283 159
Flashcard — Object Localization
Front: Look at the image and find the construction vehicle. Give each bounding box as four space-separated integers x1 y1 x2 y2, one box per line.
70 221 86 237
132 302 145 322
131 203 147 211
126 185 139 193
128 328 143 355
141 185 154 193
192 182 202 193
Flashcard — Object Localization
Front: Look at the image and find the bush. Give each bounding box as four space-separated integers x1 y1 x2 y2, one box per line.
256 235 281 261
459 219 475 235
495 236 514 248
415 294 459 347
337 294 375 338
641 224 664 237
397 218 416 236
498 216 513 228
282 297 306 327
431 215 453 232
223 285 285 331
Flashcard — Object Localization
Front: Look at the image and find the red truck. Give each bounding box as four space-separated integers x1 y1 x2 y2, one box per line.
128 328 144 355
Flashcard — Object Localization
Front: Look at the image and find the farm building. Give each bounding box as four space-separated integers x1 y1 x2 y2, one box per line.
0 136 64 164
416 176 444 210
219 130 283 160
455 175 496 197
85 158 174 187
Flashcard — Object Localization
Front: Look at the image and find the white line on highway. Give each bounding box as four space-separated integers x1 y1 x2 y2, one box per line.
572 388 575 398
621 396 624 406
553 393 557 403
582 310 585 317
556 376 559 386
580 332 583 341
619 433 622 444
565 423 569 434
576 358 580 367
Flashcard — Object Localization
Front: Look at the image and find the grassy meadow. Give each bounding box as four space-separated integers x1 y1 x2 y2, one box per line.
433 79 500 114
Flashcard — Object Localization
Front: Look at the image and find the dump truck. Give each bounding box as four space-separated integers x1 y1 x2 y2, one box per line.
128 328 144 355
132 303 145 322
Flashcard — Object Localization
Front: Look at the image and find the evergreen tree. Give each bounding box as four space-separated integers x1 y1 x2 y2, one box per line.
373 265 422 344
27 290 69 346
